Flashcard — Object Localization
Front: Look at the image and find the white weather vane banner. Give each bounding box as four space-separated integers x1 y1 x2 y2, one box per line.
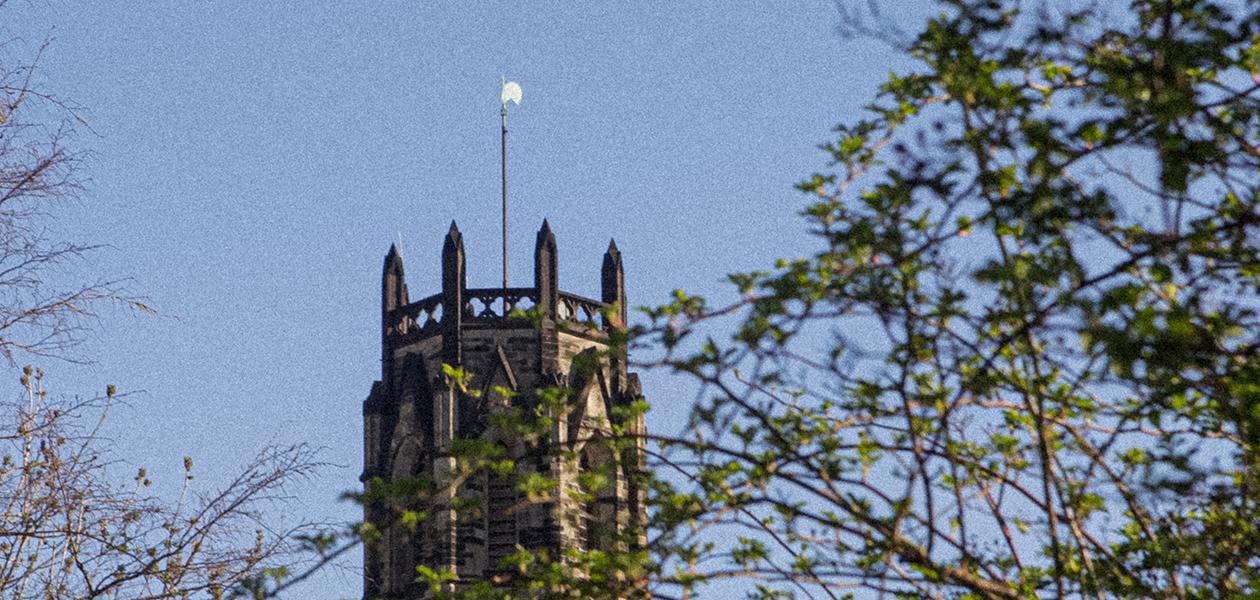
501 78 522 106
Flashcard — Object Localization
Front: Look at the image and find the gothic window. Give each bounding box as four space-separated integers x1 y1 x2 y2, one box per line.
457 391 488 439
486 468 519 573
579 445 618 552
457 472 489 577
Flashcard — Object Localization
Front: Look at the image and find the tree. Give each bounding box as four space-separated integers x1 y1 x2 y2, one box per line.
0 0 149 363
0 6 326 598
635 0 1260 598
0 368 322 599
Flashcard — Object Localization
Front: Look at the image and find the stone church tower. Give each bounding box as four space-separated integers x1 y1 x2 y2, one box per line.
362 221 645 598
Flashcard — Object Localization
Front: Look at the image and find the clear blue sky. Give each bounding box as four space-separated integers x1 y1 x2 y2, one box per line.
7 2 928 596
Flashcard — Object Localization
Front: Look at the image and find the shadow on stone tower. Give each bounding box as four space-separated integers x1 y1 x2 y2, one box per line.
362 221 646 599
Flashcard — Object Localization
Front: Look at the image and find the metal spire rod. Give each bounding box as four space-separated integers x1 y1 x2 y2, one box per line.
501 102 508 290
498 77 521 290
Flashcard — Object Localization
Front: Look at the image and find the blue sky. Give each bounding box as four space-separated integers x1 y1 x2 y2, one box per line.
5 2 929 596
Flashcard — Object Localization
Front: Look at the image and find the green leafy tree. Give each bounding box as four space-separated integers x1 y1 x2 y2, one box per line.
637 0 1260 598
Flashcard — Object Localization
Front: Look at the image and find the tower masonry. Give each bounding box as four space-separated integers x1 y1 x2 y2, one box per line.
362 220 646 599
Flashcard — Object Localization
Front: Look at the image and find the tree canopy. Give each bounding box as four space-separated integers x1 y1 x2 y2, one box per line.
636 0 1260 597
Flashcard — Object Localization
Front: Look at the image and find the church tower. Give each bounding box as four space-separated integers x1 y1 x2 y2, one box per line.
362 221 646 598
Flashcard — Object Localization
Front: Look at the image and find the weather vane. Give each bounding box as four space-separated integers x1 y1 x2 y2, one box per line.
500 76 522 290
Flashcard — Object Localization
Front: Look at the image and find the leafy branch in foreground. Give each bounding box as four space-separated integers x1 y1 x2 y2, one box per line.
633 1 1260 598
